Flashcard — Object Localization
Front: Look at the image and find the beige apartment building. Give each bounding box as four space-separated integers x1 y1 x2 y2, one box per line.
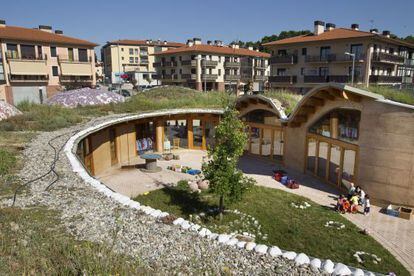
101 40 184 86
264 21 414 93
0 20 97 105
153 38 270 92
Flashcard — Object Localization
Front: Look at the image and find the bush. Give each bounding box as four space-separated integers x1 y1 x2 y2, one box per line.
177 180 189 191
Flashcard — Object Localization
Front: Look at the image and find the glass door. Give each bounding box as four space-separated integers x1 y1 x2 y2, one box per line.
192 119 203 149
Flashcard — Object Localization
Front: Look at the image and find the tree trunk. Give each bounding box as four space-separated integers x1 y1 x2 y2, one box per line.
219 195 224 221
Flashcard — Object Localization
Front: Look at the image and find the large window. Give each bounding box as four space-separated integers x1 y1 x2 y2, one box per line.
164 120 188 148
78 49 88 62
309 109 360 144
6 44 18 58
20 45 36 59
350 44 363 59
50 46 57 57
136 122 155 154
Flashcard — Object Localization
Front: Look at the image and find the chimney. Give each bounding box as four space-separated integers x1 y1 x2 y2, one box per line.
0 19 5 28
230 43 239 49
186 39 194 47
314 20 325 35
325 23 336 31
146 39 150 44
351 24 359 31
55 30 63 35
163 40 167 45
248 46 254 50
207 40 212 45
193 37 201 45
382 30 391 38
370 28 379 34
149 39 153 44
39 25 52 33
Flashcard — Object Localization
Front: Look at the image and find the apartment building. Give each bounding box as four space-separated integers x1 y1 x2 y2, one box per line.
0 20 97 105
264 21 414 93
153 38 270 92
101 39 184 85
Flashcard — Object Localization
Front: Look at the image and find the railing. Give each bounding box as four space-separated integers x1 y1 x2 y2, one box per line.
58 55 92 63
154 61 178 67
304 75 329 83
369 75 403 83
372 52 405 64
305 54 336 63
269 55 297 64
254 75 267 81
181 60 197 66
6 53 47 61
9 75 49 82
328 75 351 83
405 59 414 67
268 75 297 83
201 74 218 81
140 52 148 56
60 76 93 82
224 61 241 67
140 59 149 64
181 74 197 80
224 75 241 81
331 54 365 62
201 60 218 67
303 75 362 83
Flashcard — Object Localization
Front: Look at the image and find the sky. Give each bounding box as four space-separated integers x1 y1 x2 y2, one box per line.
2 0 413 56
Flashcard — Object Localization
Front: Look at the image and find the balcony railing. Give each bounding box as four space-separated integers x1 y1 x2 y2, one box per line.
303 75 362 83
254 75 267 81
58 56 92 63
140 59 149 65
9 74 49 82
201 74 218 81
59 76 93 82
305 54 336 63
6 53 47 61
224 61 241 68
369 75 403 83
372 52 405 64
224 75 241 81
269 75 297 84
181 74 197 80
405 59 414 67
270 54 297 64
181 60 197 66
201 60 218 67
304 75 329 83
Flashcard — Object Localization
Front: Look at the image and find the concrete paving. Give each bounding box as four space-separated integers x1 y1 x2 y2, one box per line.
98 150 414 274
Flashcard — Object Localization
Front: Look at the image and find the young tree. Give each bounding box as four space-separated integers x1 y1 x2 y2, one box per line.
202 107 255 218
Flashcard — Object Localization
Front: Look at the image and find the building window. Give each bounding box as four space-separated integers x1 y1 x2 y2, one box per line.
20 45 36 59
320 46 331 60
78 49 88 62
134 48 138 55
7 44 18 58
121 48 124 52
68 48 74 61
179 69 182 74
319 67 329 76
302 48 307 56
50 46 57 57
129 48 133 55
218 69 221 76
129 57 134 63
52 66 59 76
277 68 286 76
350 44 363 59
135 57 139 63
121 57 124 61
300 67 305 75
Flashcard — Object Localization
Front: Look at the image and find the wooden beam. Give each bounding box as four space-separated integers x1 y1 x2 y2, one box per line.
316 91 335 101
307 97 324 106
300 105 316 114
289 122 301 128
294 115 307 123
342 91 361 102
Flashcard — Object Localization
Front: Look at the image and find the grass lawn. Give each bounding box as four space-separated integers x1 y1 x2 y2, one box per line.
135 184 409 275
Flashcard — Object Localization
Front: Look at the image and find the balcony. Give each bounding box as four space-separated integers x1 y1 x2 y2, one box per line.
201 74 218 81
181 60 197 66
269 75 297 84
304 75 329 83
369 75 403 84
9 74 49 83
305 54 336 63
224 61 241 68
58 56 93 76
224 75 241 81
405 59 414 68
59 76 93 83
7 54 48 76
153 61 177 67
330 54 366 62
140 59 149 65
372 52 405 64
254 75 267 81
181 74 197 80
201 60 218 67
269 55 297 64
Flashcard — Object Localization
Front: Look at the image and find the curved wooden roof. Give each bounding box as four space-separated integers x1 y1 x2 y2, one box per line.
235 94 287 119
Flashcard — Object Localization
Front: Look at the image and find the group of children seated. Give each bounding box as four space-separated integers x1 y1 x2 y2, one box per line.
336 183 371 215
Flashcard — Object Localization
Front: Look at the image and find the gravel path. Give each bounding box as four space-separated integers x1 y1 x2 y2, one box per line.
2 115 320 275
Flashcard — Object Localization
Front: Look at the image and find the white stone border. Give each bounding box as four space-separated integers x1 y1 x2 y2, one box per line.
64 110 381 276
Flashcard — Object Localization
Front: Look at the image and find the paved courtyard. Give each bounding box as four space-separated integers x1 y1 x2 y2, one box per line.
98 150 414 274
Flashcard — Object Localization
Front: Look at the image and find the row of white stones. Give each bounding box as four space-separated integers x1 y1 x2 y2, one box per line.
64 115 380 276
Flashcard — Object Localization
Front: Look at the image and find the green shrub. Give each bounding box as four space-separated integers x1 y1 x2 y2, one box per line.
177 180 189 191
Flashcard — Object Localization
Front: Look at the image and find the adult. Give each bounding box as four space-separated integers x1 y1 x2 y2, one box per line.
348 182 356 200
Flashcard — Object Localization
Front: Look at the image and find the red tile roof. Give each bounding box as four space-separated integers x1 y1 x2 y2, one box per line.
153 44 270 58
106 39 184 48
263 28 414 48
0 25 98 47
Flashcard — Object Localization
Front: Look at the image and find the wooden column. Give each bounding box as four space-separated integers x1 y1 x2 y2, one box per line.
155 120 163 153
330 112 339 139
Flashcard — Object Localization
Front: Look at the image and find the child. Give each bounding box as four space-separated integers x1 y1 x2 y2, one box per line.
350 194 359 213
348 182 356 200
364 195 371 215
336 195 345 212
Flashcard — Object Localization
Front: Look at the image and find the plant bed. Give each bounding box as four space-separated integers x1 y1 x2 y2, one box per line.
398 207 412 220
